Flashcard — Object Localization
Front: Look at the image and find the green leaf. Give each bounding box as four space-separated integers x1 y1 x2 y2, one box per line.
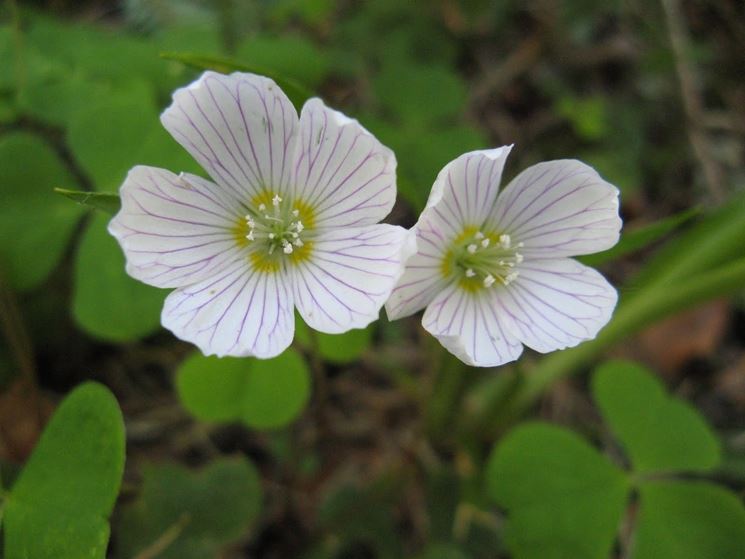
3 382 125 559
54 188 121 215
73 213 164 342
117 458 262 559
0 133 84 291
176 348 311 429
578 207 700 267
235 34 329 89
295 316 373 364
630 189 745 291
632 481 745 559
373 64 467 124
486 423 629 559
593 361 720 474
159 51 313 109
67 98 200 193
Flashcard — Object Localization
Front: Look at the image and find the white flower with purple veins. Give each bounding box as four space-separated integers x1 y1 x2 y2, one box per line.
386 146 622 367
109 71 413 358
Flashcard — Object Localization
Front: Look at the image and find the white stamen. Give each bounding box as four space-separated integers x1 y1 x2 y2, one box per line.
515 253 524 264
292 208 300 217
268 233 275 239
481 238 490 248
465 268 476 278
499 234 511 248
282 240 293 254
272 194 282 206
483 274 496 288
467 244 477 254
293 239 304 247
258 203 266 211
295 221 304 232
246 231 254 241
291 232 299 238
505 271 519 285
475 231 485 239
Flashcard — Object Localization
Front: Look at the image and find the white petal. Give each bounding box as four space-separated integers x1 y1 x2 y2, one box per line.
293 224 414 333
386 211 450 320
161 260 294 358
292 98 396 228
496 258 618 353
161 71 299 200
422 282 523 367
489 160 621 257
108 166 242 288
424 146 513 227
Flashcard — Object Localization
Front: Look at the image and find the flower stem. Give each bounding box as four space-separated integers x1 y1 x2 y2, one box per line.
426 343 469 440
480 256 745 431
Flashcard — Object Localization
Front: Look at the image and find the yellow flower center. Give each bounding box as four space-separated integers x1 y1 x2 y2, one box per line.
441 226 523 291
234 190 315 273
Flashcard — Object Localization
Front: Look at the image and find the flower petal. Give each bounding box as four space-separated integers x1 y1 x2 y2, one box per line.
294 224 414 333
161 71 299 200
386 210 450 320
496 258 618 353
422 282 523 367
293 98 396 228
489 160 621 257
108 165 242 288
425 146 513 227
161 259 294 358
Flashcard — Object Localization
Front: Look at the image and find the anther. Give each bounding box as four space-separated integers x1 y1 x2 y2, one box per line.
272 194 282 206
481 238 490 248
465 269 475 278
292 209 300 217
246 231 254 241
483 275 496 288
499 234 511 248
475 231 485 240
467 244 477 254
258 203 266 211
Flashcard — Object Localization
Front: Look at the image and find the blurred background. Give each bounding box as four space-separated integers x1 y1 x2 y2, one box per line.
1 0 745 558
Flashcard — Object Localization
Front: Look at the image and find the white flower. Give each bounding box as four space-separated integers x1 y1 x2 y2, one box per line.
109 71 414 358
386 146 622 367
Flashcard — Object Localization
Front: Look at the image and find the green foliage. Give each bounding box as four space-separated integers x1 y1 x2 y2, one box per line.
235 34 329 89
117 458 262 559
3 383 125 559
318 485 402 559
295 317 373 364
67 98 199 193
632 481 745 559
578 207 699 267
176 348 311 429
54 188 121 215
593 360 720 474
487 423 629 559
487 361 745 559
0 133 84 291
73 213 164 342
159 51 313 109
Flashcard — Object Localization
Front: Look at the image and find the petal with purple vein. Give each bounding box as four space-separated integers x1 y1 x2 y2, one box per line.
488 160 621 258
386 210 450 320
293 224 414 333
161 259 295 358
161 71 299 200
496 258 618 353
422 282 523 367
293 98 396 228
109 166 243 288
425 146 512 228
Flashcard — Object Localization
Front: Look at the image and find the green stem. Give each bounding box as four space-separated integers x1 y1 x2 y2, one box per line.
426 343 469 439
486 256 745 429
